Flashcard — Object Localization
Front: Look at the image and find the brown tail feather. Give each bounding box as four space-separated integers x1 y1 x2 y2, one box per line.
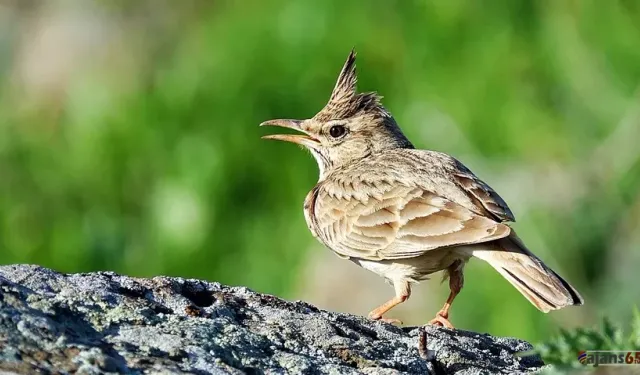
472 231 583 312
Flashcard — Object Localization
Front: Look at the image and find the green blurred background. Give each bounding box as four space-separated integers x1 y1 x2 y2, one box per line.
1 0 639 343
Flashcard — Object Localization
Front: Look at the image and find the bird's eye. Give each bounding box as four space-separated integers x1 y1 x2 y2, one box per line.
329 125 347 138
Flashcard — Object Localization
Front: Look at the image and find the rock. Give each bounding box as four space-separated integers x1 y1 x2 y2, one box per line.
0 265 545 374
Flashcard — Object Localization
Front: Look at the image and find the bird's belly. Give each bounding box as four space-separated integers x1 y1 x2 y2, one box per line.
354 247 471 283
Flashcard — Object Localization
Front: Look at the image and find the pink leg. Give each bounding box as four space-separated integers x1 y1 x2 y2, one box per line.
429 261 464 328
368 280 411 325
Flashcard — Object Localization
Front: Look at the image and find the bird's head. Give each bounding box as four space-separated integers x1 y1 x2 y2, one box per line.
261 50 413 179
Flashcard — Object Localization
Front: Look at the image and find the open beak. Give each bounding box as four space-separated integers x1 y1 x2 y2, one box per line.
260 119 320 149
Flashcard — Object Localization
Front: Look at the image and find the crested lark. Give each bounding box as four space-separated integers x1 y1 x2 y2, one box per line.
261 50 583 328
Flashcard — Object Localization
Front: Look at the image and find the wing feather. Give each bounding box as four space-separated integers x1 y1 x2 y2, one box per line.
312 182 511 261
453 170 515 222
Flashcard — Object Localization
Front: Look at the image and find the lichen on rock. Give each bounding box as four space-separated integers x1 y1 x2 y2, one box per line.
0 265 545 374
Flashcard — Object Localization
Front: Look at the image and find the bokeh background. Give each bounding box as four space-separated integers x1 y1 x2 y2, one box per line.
1 0 639 344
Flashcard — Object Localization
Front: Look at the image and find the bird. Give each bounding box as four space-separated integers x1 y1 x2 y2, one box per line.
260 50 583 328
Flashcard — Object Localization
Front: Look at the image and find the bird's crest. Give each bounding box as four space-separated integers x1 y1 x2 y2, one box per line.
314 49 384 122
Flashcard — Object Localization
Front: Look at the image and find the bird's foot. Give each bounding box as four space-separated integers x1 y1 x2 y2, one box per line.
368 312 403 325
428 312 453 329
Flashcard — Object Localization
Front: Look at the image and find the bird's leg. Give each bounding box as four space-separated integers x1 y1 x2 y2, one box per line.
368 280 410 325
429 260 464 329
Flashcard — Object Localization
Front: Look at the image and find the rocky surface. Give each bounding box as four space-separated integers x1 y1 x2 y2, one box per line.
0 265 545 374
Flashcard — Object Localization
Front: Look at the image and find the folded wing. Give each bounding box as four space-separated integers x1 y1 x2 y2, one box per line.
313 182 511 261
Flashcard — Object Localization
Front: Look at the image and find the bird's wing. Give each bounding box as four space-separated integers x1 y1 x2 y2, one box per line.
311 179 511 261
450 160 516 222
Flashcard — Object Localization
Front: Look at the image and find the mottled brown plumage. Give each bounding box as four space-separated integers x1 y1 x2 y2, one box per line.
261 50 583 327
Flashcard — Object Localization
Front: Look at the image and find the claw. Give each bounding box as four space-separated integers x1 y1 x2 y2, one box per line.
428 313 453 328
368 312 403 325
